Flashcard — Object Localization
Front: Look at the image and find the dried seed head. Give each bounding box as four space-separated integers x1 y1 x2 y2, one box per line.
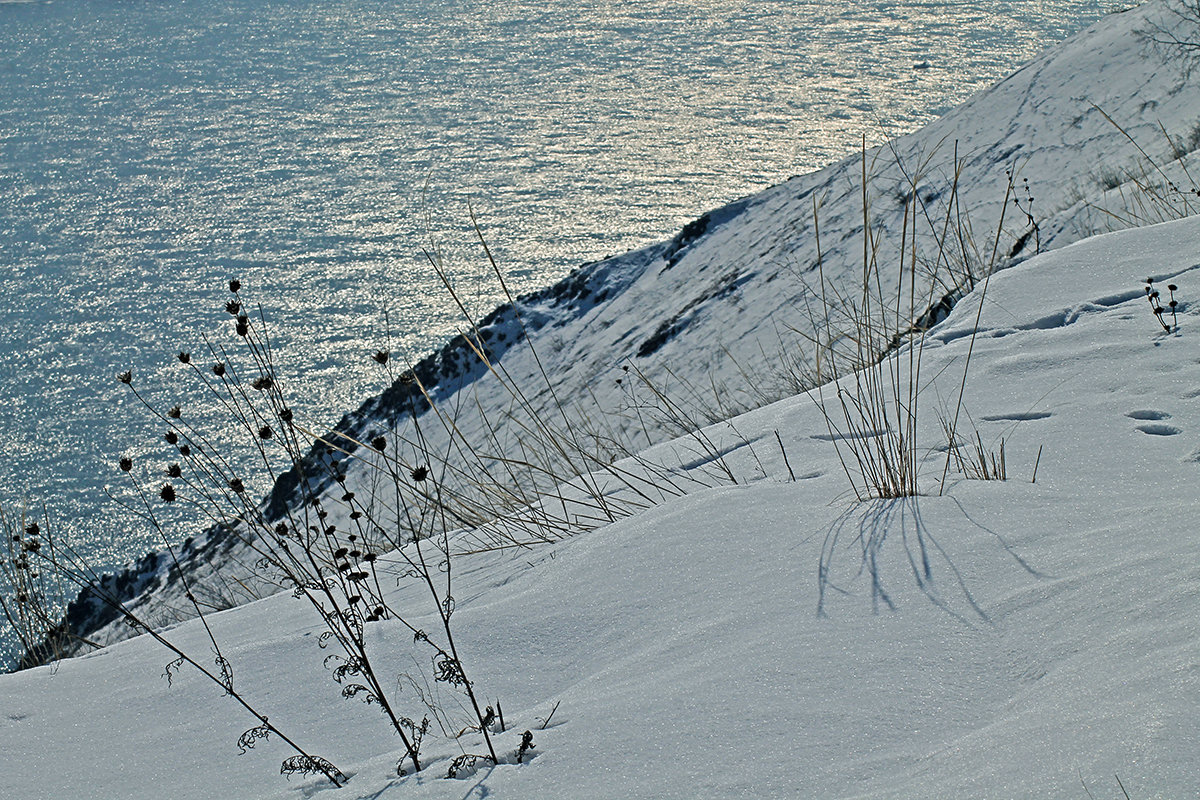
229 478 245 494
258 425 273 440
252 376 273 391
236 321 249 337
225 300 241 315
229 279 241 293
164 431 179 445
372 350 389 365
212 362 226 377
119 456 133 472
168 405 182 419
178 444 191 457
1168 284 1178 292
274 522 289 537
370 435 386 451
410 465 429 482
363 553 377 563
24 522 39 537
160 484 176 503
279 408 293 423
117 370 132 384
167 463 182 478
177 351 191 364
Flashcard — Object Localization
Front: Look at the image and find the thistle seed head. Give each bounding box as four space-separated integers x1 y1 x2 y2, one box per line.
229 279 241 293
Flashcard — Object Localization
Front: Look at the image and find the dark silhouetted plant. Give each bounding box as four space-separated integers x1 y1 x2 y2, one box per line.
1145 277 1180 331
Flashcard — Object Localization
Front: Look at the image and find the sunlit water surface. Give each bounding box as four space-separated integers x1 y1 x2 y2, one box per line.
0 0 1105 572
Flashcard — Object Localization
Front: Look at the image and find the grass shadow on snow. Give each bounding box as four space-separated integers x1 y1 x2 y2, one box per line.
816 496 992 625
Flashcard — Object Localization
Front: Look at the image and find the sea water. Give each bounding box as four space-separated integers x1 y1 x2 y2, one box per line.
0 0 1106 572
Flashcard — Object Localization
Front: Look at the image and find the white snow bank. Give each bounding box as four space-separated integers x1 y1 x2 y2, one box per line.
4 211 1199 798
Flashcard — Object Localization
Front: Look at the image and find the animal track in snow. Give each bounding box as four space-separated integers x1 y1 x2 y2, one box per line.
1135 423 1181 436
1125 410 1172 421
980 411 1052 422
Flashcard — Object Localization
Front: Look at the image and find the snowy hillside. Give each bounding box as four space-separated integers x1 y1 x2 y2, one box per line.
7 3 1200 796
69 0 1199 636
5 206 1200 799
274 0 1200 512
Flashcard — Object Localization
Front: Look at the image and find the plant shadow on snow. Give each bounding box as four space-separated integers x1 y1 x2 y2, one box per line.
816 494 1049 625
817 496 983 624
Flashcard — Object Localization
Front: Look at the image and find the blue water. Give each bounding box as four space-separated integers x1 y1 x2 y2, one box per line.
0 0 1106 572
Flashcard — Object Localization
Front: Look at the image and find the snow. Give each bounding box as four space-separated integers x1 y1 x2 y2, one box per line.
61 0 1200 643
7 209 1200 800
5 2 1200 798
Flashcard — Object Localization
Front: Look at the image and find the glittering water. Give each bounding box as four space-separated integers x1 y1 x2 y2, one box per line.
0 0 1105 571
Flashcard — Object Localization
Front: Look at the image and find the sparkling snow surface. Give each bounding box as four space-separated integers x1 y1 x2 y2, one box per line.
3 211 1199 799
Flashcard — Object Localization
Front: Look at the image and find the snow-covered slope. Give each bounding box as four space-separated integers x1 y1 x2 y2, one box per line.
304 0 1200 494
5 205 1200 798
52 0 1200 662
